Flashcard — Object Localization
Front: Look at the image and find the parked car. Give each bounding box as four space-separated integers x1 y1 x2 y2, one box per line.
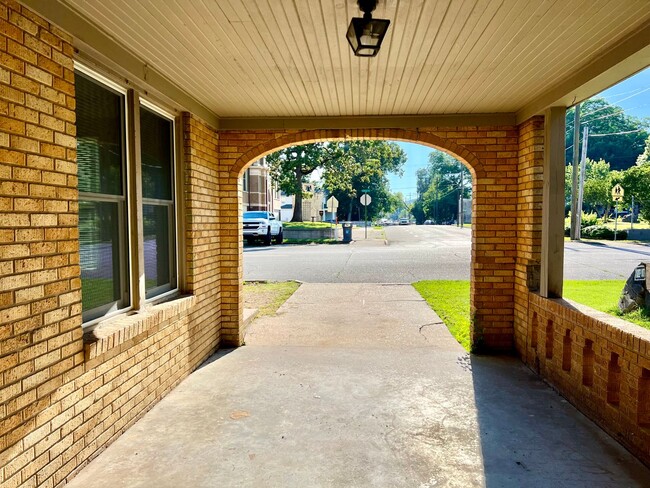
424 219 432 225
399 218 409 225
243 211 283 245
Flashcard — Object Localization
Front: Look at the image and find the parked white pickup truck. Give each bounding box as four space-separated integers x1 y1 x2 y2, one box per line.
243 211 283 245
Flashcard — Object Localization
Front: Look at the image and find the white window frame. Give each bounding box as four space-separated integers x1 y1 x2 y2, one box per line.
75 63 134 329
139 98 180 303
76 62 180 330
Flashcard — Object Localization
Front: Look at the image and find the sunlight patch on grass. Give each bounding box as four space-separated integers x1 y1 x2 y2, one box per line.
413 279 650 350
413 280 470 351
564 280 650 331
243 281 300 317
283 222 339 231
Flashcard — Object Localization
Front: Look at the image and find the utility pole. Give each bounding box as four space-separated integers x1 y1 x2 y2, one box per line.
570 103 581 240
458 164 463 229
576 125 589 238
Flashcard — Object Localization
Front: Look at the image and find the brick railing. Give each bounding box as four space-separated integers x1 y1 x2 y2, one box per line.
524 292 650 465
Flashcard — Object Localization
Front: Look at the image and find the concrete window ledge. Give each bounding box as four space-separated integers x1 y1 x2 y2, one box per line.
83 295 197 368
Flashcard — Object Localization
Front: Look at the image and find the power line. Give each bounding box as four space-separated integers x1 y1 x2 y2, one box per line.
589 128 646 138
580 86 650 118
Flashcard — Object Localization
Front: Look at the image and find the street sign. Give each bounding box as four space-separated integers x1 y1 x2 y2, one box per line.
360 194 372 206
612 184 624 202
326 196 339 213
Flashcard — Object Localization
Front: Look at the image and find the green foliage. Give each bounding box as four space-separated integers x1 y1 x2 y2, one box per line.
324 141 407 221
413 280 471 351
267 141 406 222
636 135 650 165
581 225 627 240
621 162 650 221
283 222 338 230
413 151 470 224
564 280 650 331
566 98 649 170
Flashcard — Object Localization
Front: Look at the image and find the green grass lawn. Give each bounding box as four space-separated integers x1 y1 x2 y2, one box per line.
283 221 340 231
413 280 650 351
283 238 341 245
413 280 471 351
243 281 300 317
564 280 650 330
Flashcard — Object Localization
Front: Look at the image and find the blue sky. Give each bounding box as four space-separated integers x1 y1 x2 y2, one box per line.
387 67 650 196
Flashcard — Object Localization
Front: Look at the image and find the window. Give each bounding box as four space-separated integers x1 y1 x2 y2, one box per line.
140 105 177 298
75 66 178 326
242 169 249 191
76 71 129 323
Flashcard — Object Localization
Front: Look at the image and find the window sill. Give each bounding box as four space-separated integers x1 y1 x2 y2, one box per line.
83 294 197 367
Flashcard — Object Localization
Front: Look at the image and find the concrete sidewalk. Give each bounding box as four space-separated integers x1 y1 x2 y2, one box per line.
66 284 650 487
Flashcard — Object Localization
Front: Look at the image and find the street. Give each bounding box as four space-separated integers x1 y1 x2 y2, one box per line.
244 225 650 282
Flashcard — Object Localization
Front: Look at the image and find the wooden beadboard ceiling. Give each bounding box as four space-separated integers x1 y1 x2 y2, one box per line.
60 0 650 118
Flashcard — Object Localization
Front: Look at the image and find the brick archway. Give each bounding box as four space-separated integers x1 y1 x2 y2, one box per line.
217 126 521 352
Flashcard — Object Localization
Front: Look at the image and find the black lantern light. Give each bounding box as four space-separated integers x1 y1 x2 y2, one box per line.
346 0 390 57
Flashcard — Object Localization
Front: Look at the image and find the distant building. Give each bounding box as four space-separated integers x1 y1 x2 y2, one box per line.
241 157 282 216
279 183 325 222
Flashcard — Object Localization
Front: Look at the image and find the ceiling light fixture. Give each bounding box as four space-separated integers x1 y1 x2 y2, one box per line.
346 0 390 57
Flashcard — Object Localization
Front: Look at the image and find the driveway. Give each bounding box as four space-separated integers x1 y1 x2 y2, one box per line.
65 284 649 487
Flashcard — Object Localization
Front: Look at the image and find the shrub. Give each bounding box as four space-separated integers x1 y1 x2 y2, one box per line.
581 212 599 227
581 225 627 240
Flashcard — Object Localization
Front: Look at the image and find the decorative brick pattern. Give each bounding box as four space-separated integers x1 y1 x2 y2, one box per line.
525 294 650 465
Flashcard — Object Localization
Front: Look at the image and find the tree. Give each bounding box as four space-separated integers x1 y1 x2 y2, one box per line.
582 159 614 213
267 143 352 222
566 98 649 170
621 163 650 221
322 141 406 221
414 151 471 224
636 134 650 165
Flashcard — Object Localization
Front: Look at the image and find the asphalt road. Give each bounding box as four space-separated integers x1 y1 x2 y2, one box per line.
244 225 650 283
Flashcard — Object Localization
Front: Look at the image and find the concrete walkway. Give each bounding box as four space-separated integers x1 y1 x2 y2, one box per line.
66 284 650 487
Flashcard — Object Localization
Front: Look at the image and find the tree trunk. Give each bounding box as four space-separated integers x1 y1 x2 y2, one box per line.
292 167 303 222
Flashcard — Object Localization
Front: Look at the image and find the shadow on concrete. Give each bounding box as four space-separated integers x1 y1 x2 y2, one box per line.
470 355 650 487
568 240 650 257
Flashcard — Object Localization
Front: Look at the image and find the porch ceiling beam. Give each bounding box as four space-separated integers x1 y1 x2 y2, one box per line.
218 113 517 131
20 0 220 129
517 22 650 123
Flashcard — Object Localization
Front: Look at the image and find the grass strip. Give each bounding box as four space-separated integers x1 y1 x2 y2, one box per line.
413 280 471 351
283 222 340 231
413 280 650 351
564 280 650 331
243 281 300 317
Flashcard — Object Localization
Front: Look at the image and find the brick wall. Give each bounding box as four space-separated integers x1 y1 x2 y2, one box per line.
514 117 544 353
524 294 650 465
219 127 520 352
3 1 650 484
1 3 225 485
513 115 650 465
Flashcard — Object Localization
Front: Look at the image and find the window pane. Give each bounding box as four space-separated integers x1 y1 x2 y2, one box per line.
79 200 128 318
141 108 173 200
75 72 124 195
144 204 173 296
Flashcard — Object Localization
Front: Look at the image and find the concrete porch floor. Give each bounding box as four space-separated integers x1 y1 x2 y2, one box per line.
66 284 650 487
